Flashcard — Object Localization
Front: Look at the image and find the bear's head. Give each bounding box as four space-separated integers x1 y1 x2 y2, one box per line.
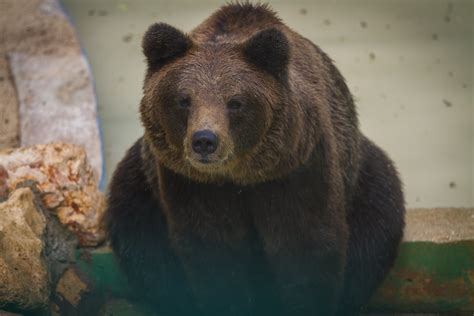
140 22 305 184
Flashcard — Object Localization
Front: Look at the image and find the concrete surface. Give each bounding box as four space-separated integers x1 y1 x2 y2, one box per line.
60 0 473 208
404 208 474 243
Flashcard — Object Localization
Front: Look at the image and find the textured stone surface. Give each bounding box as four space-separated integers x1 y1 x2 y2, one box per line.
0 58 19 150
51 266 104 316
0 143 105 246
55 268 89 308
0 0 103 181
9 52 103 180
0 0 78 150
0 166 8 201
0 188 49 311
404 208 474 243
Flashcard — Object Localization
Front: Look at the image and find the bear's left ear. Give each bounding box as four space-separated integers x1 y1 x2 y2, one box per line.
242 28 290 81
142 23 192 70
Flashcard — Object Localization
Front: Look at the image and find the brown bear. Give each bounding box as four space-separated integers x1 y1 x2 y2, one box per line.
105 3 405 316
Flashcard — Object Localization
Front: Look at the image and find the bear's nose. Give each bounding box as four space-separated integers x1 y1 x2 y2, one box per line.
191 130 218 156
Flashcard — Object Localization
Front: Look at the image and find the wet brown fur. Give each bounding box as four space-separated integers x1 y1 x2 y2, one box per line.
141 3 359 186
106 3 405 315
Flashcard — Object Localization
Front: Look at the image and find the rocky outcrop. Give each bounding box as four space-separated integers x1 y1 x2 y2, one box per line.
0 0 103 182
0 143 105 246
0 188 50 311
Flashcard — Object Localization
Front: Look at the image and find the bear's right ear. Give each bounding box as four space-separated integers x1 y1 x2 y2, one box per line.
142 23 191 70
242 28 290 81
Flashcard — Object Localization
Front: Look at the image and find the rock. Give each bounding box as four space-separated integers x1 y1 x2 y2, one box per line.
0 188 49 311
21 180 79 288
51 267 103 316
10 52 103 181
0 165 8 201
0 143 105 246
0 0 104 179
56 268 89 308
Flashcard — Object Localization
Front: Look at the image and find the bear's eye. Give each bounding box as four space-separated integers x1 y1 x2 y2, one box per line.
178 96 191 109
227 99 243 111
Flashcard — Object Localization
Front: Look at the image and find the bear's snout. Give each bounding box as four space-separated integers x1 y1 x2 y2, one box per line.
191 130 218 157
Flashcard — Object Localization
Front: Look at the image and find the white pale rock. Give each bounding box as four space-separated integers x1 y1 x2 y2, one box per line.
0 143 105 246
9 52 103 181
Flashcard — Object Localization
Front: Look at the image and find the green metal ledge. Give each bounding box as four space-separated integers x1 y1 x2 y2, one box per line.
74 208 474 314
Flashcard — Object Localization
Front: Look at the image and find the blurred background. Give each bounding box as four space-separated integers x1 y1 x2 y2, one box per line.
61 0 473 209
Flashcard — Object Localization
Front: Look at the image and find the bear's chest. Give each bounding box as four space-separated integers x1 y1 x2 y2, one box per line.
160 176 256 248
157 165 326 250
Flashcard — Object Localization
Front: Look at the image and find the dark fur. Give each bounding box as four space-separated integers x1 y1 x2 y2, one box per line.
242 28 290 81
142 23 191 72
105 3 405 315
